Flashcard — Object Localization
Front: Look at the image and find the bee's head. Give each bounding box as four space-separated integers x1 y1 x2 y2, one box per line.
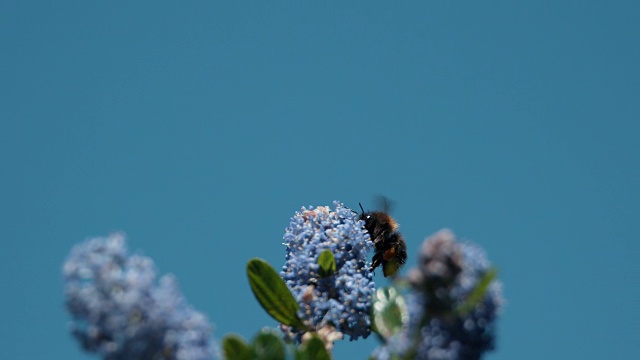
358 202 372 222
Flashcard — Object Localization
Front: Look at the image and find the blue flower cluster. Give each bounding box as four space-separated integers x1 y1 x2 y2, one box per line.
280 201 376 341
62 233 219 360
372 229 503 360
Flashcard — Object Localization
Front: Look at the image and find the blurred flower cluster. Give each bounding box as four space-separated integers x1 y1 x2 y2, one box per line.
280 201 376 341
372 229 503 360
62 233 218 360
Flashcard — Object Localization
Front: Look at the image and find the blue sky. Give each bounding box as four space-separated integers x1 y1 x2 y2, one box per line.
2 2 638 359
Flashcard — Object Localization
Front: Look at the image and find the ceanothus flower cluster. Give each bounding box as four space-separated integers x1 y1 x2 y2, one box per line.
372 229 503 360
62 233 219 360
280 201 376 341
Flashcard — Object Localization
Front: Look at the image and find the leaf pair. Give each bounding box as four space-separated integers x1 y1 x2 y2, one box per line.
223 331 331 360
223 330 285 360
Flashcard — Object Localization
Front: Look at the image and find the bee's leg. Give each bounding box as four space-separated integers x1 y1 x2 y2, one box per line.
369 252 383 272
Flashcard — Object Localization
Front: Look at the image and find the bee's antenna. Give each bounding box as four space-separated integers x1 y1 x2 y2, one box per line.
359 202 365 214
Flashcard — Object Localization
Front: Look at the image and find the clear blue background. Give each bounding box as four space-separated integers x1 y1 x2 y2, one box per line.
2 1 638 359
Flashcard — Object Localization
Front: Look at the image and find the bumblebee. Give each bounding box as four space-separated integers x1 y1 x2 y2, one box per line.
358 198 407 277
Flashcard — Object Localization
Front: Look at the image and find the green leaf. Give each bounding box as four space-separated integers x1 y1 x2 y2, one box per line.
371 287 408 340
222 334 254 360
317 250 336 277
456 268 498 316
247 258 307 329
296 334 331 360
253 328 286 360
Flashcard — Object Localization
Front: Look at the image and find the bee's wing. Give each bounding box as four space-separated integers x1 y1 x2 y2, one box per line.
375 195 394 213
